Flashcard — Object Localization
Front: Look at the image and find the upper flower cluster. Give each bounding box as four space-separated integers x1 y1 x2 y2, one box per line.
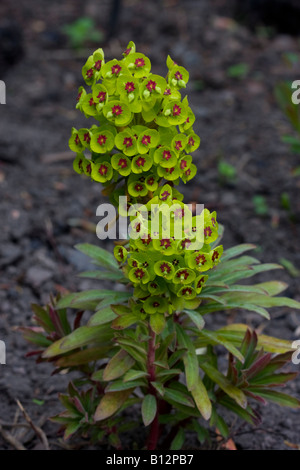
70 42 223 321
69 42 199 201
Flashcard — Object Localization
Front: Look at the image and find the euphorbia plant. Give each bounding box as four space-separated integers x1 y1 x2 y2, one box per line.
22 42 300 450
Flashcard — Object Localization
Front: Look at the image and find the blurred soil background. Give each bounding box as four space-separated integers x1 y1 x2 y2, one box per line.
0 0 300 450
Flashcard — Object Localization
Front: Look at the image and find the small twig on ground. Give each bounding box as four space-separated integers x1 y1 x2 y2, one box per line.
0 424 26 450
16 399 50 450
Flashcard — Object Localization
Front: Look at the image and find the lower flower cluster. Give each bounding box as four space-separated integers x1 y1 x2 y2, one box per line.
114 185 223 319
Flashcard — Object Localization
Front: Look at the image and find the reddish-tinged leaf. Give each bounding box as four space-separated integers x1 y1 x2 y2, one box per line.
243 353 272 381
247 388 300 409
94 390 132 421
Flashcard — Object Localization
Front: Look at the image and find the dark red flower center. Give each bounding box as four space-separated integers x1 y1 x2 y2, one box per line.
97 91 106 102
89 97 96 107
175 71 183 80
166 167 175 174
175 141 182 151
197 277 205 288
74 135 80 145
188 137 195 147
164 88 171 95
118 248 124 259
204 227 212 238
160 239 171 249
124 47 131 55
84 132 90 143
176 269 189 280
141 234 151 245
111 64 122 75
181 239 191 249
147 177 155 186
135 57 145 67
160 190 170 201
86 68 94 79
173 104 182 116
153 301 160 308
212 251 219 262
195 254 206 265
118 158 128 169
98 164 108 176
180 160 187 170
76 91 82 102
162 150 172 160
123 137 133 148
160 263 171 273
136 157 146 167
134 268 145 279
94 60 102 70
146 80 156 92
97 134 107 146
125 82 135 93
135 183 144 192
182 287 192 296
141 135 151 146
112 105 123 116
86 163 92 174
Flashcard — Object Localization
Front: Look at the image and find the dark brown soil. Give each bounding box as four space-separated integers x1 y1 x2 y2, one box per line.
0 0 300 450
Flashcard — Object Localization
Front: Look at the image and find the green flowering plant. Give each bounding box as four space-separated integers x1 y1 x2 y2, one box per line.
22 43 300 450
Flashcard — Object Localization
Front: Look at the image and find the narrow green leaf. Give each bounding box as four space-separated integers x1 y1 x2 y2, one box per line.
56 346 111 367
150 313 166 335
201 362 247 409
218 396 259 425
123 370 149 382
190 376 212 421
170 428 185 450
183 351 199 391
221 244 257 261
151 381 165 396
79 270 125 281
56 289 118 310
164 388 195 408
42 325 112 358
218 324 293 353
103 350 135 381
105 379 146 392
142 395 157 426
247 388 300 409
75 243 119 271
19 327 52 348
198 330 244 363
64 421 81 440
112 313 139 330
184 309 205 331
88 307 117 326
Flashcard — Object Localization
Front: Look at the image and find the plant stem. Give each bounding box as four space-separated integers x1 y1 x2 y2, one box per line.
146 325 159 450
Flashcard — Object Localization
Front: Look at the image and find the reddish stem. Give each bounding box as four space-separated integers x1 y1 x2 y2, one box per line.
146 326 160 450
